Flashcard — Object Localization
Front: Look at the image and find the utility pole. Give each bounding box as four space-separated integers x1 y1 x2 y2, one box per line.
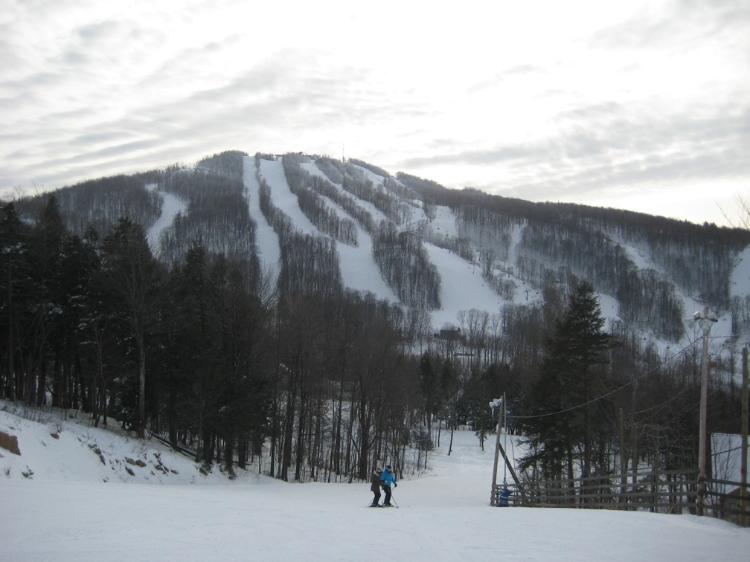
490 397 503 506
489 394 521 505
741 347 748 526
695 307 717 516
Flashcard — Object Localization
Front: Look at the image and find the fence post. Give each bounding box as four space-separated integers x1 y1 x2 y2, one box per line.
619 407 627 509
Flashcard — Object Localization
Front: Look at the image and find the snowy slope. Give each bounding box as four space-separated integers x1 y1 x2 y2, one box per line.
351 163 389 191
144 183 187 256
2 404 749 562
351 163 428 226
300 160 391 225
425 243 505 328
258 157 317 235
0 404 228 485
243 156 281 283
427 205 458 239
613 235 740 362
320 196 398 302
255 157 395 301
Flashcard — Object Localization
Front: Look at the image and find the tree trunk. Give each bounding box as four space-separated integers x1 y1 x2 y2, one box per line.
137 331 146 438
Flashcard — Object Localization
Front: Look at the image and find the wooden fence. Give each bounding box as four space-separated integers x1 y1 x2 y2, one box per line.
492 469 750 526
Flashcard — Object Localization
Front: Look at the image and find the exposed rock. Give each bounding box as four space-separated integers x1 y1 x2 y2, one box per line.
0 430 20 455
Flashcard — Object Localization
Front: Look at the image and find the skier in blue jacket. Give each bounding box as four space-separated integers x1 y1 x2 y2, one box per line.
380 465 397 506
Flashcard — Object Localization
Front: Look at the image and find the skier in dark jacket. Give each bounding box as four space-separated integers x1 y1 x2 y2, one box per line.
370 468 383 507
381 465 397 506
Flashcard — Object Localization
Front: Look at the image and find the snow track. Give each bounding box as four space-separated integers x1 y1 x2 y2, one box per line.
319 196 397 302
243 156 281 283
144 183 187 256
259 157 318 235
300 161 390 225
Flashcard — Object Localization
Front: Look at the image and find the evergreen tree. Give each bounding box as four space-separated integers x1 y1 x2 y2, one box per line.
100 218 161 437
521 281 611 480
0 203 31 400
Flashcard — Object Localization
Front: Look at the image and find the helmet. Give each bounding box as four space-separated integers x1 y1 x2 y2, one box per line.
386 465 392 470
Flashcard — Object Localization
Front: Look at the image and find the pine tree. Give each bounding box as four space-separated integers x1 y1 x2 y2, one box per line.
522 281 611 480
100 218 161 437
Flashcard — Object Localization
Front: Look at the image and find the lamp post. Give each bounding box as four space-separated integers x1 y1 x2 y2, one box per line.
695 307 717 516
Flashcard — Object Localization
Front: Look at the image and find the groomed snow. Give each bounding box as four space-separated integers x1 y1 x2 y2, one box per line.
243 156 281 284
428 206 458 240
144 183 187 256
300 161 390 226
350 163 388 191
425 242 504 328
2 405 749 562
317 195 397 303
258 157 317 235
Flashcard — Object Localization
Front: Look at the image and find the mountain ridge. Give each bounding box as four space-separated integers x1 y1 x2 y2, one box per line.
11 149 750 375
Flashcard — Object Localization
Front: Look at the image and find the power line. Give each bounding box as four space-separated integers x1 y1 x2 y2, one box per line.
509 336 700 421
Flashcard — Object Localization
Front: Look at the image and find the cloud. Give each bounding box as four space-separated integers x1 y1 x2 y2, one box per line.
1 0 748 227
396 102 750 202
0 46 428 194
590 0 750 50
468 64 544 93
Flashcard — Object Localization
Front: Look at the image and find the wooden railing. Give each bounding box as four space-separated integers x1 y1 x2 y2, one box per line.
491 470 750 526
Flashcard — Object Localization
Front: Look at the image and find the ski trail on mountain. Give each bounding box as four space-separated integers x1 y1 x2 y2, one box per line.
144 183 187 256
425 242 504 328
314 193 397 302
259 157 317 235
243 156 281 285
300 161 390 225
351 163 428 226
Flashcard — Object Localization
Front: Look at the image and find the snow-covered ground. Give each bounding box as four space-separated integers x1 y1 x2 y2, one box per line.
243 156 281 284
144 183 187 256
258 157 317 235
427 205 459 240
300 160 391 226
612 235 749 379
319 194 398 302
1 404 749 562
425 242 505 328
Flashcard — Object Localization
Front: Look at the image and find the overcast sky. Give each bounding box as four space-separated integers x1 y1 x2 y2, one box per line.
1 0 748 225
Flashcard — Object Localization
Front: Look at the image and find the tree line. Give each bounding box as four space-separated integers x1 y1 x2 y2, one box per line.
0 196 452 481
158 167 257 267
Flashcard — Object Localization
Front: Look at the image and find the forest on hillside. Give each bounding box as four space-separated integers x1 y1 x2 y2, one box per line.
2 152 748 485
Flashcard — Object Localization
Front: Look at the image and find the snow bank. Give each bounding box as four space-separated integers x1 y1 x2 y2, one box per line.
0 404 230 485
